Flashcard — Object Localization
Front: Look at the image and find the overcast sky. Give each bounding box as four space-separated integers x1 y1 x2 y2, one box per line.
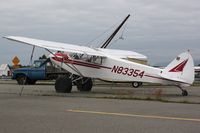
0 0 200 66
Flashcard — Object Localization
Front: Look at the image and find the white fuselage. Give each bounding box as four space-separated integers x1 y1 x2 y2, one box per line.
49 53 189 87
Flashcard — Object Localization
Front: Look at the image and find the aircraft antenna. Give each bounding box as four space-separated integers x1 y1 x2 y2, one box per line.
85 21 119 47
119 20 128 40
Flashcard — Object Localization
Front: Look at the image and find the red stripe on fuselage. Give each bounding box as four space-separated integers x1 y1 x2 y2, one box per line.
52 57 111 69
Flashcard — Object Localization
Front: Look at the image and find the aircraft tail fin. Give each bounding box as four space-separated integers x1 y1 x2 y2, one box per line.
160 51 194 85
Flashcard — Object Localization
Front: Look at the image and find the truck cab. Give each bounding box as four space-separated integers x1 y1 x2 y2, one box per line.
12 59 68 85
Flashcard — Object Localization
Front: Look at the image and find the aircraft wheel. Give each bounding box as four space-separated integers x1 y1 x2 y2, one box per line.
55 76 72 93
132 82 141 88
77 78 93 92
182 90 188 96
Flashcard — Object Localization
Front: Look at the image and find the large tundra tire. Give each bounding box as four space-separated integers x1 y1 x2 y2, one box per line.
55 76 72 93
77 78 93 92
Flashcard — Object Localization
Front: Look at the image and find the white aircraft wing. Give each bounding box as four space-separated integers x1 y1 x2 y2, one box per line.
98 48 147 60
4 36 105 57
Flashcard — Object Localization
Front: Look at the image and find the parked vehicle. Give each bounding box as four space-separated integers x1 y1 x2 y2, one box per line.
12 58 68 85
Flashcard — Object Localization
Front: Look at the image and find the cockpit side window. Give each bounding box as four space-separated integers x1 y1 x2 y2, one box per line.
69 53 103 64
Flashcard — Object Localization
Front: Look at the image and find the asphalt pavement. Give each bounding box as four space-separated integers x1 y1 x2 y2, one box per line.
0 80 200 133
0 94 200 133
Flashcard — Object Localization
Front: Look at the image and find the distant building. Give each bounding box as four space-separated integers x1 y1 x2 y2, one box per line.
0 64 11 76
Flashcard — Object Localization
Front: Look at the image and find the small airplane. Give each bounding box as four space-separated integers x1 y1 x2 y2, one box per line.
4 35 194 96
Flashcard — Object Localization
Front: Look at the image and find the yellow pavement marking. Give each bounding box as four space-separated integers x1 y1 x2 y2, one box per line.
67 109 200 122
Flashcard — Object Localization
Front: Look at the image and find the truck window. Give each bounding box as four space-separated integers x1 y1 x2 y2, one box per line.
33 61 42 68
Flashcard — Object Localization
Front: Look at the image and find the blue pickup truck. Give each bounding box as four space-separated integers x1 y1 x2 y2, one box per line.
12 59 68 85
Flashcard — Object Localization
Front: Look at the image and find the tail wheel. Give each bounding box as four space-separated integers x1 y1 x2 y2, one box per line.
132 82 142 88
77 78 93 92
178 86 189 96
182 90 188 96
55 76 72 93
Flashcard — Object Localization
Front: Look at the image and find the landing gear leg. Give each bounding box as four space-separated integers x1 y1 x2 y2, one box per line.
178 86 188 96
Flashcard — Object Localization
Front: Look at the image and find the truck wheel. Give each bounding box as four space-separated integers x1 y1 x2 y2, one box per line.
55 76 72 93
132 82 142 88
77 78 93 92
16 75 28 85
28 80 37 85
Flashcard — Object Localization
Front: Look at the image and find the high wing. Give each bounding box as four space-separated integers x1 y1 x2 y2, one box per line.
4 36 147 62
3 36 106 57
98 48 147 60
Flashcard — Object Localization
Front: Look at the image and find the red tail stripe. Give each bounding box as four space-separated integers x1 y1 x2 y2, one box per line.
169 59 188 72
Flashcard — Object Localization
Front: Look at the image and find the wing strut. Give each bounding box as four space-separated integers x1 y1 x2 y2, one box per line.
101 14 130 48
19 45 35 96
